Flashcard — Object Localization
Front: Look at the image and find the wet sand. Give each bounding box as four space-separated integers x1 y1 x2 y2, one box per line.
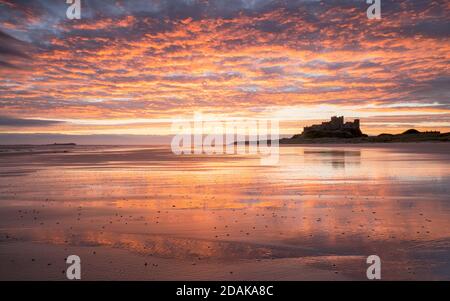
0 143 449 280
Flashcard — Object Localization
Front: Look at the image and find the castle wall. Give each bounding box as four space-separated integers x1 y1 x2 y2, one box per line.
303 116 360 133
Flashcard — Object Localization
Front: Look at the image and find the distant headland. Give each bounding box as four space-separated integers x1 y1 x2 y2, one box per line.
47 143 77 146
279 116 450 144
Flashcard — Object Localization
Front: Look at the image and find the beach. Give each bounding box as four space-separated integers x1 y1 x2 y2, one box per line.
1 143 449 280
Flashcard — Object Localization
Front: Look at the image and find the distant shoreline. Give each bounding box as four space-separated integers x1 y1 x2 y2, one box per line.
276 117 449 145
236 131 450 146
278 131 450 145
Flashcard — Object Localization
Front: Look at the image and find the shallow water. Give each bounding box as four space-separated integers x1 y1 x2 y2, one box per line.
0 143 449 280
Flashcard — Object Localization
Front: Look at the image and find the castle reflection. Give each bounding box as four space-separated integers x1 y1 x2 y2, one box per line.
303 149 361 169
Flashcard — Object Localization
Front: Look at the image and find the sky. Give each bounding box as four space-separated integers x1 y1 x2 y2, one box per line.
0 0 449 144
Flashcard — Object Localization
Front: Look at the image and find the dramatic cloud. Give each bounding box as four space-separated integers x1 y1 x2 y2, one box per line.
0 30 31 69
0 0 449 137
0 115 63 127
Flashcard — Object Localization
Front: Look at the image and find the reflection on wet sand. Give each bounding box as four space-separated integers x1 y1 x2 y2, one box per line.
303 149 361 169
0 143 449 280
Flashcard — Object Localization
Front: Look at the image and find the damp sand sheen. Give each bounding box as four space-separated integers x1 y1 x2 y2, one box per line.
0 143 449 280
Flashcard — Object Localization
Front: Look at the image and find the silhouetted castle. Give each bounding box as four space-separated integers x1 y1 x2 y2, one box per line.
303 116 360 133
279 116 449 143
301 116 366 138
